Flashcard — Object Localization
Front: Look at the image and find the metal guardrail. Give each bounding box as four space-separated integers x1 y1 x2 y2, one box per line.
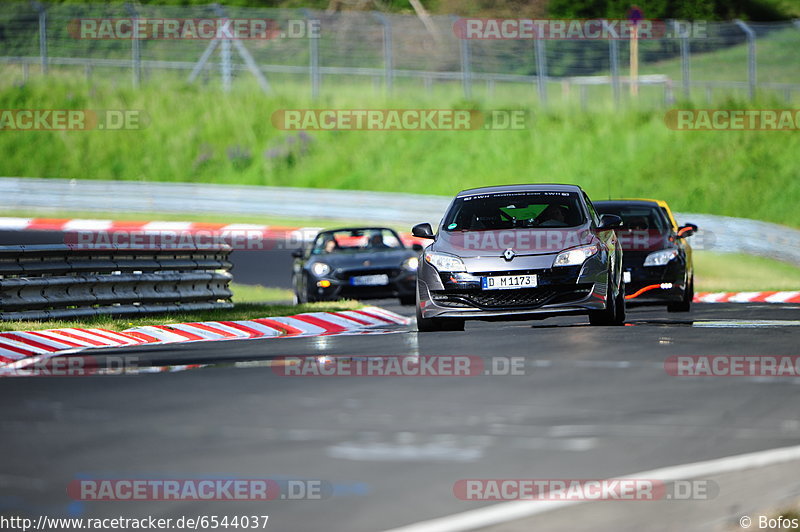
1 178 799 267
675 213 800 267
0 244 233 321
0 177 451 225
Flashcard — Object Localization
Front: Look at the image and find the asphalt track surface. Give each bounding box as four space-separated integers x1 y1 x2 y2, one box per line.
2 230 800 531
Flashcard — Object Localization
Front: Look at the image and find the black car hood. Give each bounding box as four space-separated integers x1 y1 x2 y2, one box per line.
615 228 672 252
433 225 596 258
311 249 415 269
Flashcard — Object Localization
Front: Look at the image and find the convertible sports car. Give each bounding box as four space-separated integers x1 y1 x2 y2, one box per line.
412 184 625 331
594 199 696 312
292 227 422 305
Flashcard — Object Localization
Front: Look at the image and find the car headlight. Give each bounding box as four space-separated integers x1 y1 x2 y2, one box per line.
311 262 331 276
644 249 679 267
402 257 419 271
553 244 599 267
424 251 466 272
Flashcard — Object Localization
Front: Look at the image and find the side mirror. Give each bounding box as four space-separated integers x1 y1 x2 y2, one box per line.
291 249 304 259
678 223 697 238
412 243 424 252
597 214 623 231
411 223 435 239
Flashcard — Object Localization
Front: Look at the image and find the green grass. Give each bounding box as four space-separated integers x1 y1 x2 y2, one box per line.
694 251 800 292
230 282 293 303
1 26 799 229
641 27 800 86
0 298 362 333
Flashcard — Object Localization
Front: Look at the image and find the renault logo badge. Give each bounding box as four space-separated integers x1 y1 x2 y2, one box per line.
503 248 515 261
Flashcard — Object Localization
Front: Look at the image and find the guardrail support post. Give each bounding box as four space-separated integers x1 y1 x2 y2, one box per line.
734 19 756 100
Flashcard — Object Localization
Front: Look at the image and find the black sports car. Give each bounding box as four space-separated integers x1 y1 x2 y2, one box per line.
292 227 422 305
594 199 696 312
412 184 625 331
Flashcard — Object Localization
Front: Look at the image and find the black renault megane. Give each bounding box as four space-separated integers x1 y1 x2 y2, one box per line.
594 199 696 312
412 184 625 331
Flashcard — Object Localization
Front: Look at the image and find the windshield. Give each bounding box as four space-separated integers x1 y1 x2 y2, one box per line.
595 205 670 235
311 228 404 254
442 192 585 231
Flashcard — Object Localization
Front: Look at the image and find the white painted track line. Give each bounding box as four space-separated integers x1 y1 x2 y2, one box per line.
383 443 800 532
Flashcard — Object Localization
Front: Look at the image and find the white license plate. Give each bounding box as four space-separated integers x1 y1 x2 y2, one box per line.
623 271 632 284
350 274 389 286
481 274 537 290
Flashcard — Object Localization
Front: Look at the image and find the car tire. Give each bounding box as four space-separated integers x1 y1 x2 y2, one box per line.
292 275 305 305
589 276 624 326
668 277 693 312
297 274 320 304
416 304 464 332
614 281 626 325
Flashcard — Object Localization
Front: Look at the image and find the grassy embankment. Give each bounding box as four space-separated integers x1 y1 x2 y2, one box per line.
1 27 799 304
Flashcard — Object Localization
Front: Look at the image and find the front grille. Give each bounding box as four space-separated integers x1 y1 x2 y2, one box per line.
432 283 592 310
335 268 400 280
468 288 556 308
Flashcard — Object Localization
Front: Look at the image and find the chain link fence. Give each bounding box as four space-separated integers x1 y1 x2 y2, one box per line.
1 2 799 106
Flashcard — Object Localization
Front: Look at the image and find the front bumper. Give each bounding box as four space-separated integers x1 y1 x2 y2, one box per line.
623 253 687 305
313 268 416 301
417 255 609 320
